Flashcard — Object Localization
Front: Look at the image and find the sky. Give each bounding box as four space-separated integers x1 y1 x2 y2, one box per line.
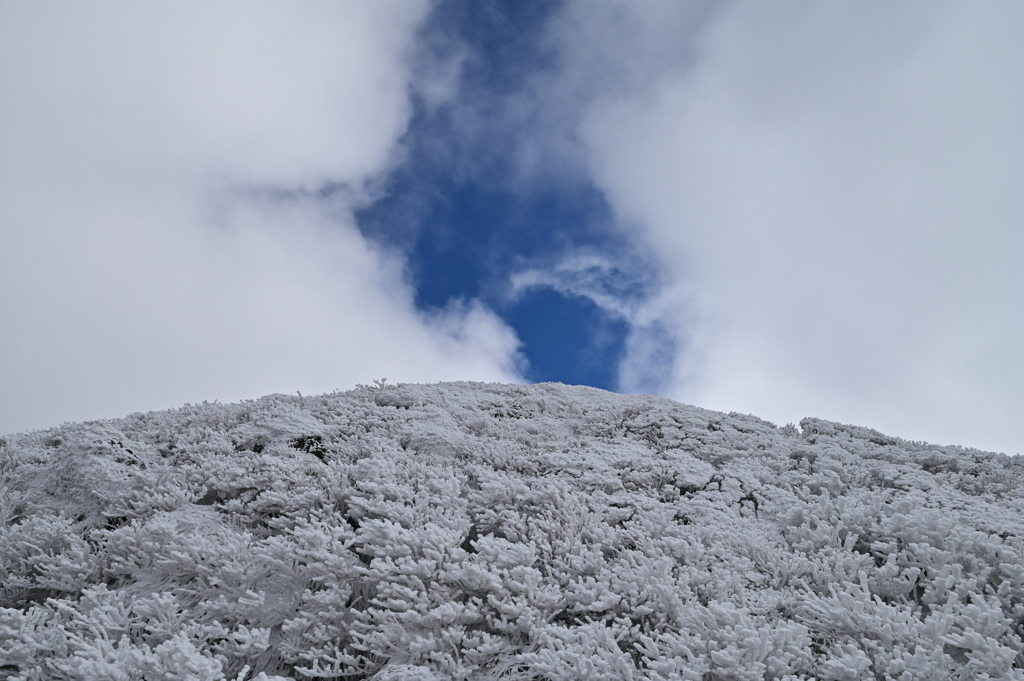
1 1 1022 455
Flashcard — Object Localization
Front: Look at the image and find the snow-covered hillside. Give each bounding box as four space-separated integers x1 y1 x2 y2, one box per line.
3 382 1024 680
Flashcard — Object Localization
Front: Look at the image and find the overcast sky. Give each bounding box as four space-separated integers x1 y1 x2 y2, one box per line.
2 1 1022 455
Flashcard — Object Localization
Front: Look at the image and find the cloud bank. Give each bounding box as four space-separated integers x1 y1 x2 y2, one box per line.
0 1 522 434
3 0 1021 457
567 0 1024 453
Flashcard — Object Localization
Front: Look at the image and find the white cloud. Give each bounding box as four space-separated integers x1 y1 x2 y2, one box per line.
510 255 644 319
0 1 522 434
572 1 1024 453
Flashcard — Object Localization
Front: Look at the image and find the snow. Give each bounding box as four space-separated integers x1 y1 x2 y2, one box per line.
2 381 1024 679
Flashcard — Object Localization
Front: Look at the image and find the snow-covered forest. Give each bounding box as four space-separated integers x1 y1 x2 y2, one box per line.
3 382 1024 680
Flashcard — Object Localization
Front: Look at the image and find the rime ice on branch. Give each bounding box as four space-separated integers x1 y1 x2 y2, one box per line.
2 382 1024 679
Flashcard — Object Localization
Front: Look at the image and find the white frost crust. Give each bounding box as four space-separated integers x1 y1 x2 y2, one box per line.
2 382 1023 680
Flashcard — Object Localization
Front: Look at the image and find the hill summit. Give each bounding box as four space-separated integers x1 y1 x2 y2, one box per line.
3 382 1024 680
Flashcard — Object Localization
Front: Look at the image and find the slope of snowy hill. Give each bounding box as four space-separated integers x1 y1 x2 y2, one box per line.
3 382 1024 680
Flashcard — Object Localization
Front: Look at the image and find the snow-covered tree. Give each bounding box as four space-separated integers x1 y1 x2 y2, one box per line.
2 382 1023 679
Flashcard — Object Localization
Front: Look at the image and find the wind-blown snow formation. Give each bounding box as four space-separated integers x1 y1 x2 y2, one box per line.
2 382 1024 680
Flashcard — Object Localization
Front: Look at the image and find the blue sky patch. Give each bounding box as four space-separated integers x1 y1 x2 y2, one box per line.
355 0 650 390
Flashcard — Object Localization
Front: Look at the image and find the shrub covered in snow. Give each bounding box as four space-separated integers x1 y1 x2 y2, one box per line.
2 382 1024 680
